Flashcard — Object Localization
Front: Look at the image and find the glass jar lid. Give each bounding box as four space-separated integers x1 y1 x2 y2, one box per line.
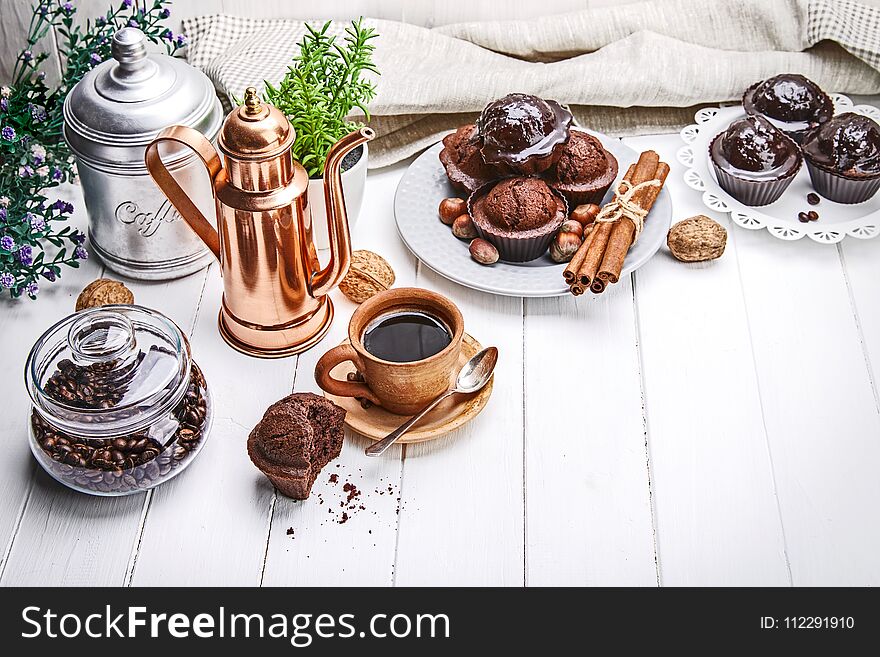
25 305 191 438
63 27 223 166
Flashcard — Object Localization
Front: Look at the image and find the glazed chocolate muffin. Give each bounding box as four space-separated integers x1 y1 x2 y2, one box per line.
476 93 573 175
709 115 802 206
743 74 833 143
469 177 567 262
439 124 501 193
801 112 880 204
247 392 345 500
544 130 619 206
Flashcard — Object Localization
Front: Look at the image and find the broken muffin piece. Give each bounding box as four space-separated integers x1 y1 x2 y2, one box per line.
247 392 346 499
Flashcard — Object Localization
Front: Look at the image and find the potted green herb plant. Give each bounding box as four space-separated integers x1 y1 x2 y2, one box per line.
264 18 378 249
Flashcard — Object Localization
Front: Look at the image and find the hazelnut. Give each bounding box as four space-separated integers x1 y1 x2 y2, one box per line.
558 219 584 240
469 238 499 265
666 215 727 262
571 203 600 227
452 213 478 240
549 231 582 263
439 198 467 225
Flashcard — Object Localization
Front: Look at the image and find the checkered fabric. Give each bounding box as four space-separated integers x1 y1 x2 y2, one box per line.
181 0 880 168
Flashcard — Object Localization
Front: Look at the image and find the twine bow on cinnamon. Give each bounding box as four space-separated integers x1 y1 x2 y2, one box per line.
594 177 662 244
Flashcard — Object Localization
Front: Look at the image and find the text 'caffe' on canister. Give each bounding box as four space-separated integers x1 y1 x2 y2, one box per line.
63 27 223 280
24 306 212 496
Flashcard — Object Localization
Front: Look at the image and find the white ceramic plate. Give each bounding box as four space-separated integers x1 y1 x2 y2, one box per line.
394 131 673 297
676 94 880 243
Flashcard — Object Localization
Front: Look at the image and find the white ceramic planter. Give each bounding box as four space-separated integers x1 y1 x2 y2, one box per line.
307 143 368 250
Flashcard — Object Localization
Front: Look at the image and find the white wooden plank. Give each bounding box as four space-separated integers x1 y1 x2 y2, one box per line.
734 223 880 585
839 239 880 413
393 267 525 586
2 248 209 586
0 0 62 86
629 135 789 586
260 163 414 586
128 263 293 585
0 185 102 583
525 281 657 586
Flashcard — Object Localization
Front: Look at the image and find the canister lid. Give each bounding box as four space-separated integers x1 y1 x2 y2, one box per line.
25 305 192 437
217 86 295 160
63 28 223 165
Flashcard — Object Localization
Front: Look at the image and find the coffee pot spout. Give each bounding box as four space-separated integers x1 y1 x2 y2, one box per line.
310 127 375 297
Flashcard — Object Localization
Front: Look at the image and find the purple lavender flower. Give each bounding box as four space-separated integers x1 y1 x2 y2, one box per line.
28 213 46 231
71 231 86 245
0 272 13 288
1 235 14 251
1 126 15 141
19 165 34 178
41 269 57 282
122 0 133 8
175 34 188 47
96 15 107 27
90 53 102 66
17 245 33 266
27 281 39 297
64 202 75 214
53 200 74 214
161 28 173 41
51 167 63 182
74 246 89 260
61 2 74 15
0 98 7 112
0 208 5 222
22 50 33 63
37 71 46 81
30 104 47 123
128 19 138 28
160 8 171 19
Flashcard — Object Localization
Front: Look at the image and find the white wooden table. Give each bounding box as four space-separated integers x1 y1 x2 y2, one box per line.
2 131 879 587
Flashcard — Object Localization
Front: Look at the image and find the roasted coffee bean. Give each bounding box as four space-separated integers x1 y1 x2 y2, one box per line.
32 362 209 494
808 210 819 221
807 193 820 205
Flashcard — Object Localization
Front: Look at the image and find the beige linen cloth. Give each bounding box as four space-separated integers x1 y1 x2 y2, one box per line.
182 0 880 168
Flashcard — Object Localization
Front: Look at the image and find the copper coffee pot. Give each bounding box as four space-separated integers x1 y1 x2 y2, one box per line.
145 87 374 357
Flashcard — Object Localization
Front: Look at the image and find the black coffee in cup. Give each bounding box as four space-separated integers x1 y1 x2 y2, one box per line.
363 311 452 363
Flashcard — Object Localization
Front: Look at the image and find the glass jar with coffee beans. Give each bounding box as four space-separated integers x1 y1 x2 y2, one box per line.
25 305 212 496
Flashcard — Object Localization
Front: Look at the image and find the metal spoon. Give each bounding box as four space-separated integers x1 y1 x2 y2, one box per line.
364 346 498 457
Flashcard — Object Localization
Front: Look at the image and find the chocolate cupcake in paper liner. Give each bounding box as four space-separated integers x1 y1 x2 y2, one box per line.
743 74 833 144
468 177 567 262
709 115 801 207
476 94 573 176
801 112 880 204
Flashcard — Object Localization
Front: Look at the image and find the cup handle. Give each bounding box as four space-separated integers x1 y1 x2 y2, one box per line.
314 344 381 405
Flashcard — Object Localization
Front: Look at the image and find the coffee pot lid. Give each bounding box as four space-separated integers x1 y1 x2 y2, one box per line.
63 28 222 164
217 87 295 161
25 305 191 437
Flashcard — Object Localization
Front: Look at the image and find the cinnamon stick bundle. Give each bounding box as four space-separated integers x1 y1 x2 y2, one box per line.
563 164 635 290
597 161 670 285
578 152 657 286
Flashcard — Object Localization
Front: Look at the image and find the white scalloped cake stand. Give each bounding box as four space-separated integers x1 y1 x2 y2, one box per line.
677 94 880 243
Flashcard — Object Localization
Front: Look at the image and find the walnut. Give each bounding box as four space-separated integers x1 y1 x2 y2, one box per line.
75 279 134 311
338 250 395 303
667 215 727 262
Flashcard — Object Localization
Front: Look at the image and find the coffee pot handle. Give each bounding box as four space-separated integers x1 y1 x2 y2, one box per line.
314 344 381 406
145 126 223 260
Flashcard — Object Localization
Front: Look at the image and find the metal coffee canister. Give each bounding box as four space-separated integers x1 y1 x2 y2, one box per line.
63 28 223 280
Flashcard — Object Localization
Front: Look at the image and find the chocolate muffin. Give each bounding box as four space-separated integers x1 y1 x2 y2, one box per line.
247 392 345 500
476 93 573 175
469 177 567 262
544 130 619 206
743 74 833 144
709 115 802 206
439 124 501 193
801 112 880 204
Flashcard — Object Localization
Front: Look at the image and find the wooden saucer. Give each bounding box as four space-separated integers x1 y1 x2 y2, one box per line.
322 333 493 443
